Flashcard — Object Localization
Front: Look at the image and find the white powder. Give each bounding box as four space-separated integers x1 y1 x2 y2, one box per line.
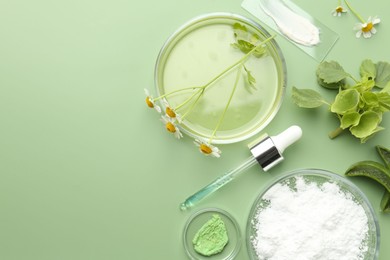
251 176 370 260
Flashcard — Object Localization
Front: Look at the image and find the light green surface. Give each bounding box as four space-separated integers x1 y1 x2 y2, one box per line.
0 0 389 259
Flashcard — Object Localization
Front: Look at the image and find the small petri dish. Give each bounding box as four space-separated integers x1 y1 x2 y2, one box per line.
183 208 242 260
246 169 380 260
155 13 286 144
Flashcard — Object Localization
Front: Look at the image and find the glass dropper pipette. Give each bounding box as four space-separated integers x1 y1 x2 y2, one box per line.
180 125 302 210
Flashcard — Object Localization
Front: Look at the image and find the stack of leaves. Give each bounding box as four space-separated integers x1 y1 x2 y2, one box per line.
345 145 390 212
292 59 390 142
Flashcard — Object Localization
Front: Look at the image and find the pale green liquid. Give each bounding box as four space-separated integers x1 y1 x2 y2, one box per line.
159 22 283 143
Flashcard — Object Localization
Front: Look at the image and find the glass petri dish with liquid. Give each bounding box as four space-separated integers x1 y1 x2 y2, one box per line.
155 13 286 144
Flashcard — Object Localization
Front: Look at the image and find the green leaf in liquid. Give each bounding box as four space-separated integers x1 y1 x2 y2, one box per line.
291 87 328 108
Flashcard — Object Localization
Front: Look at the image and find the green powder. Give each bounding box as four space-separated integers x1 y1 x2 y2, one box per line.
192 214 229 256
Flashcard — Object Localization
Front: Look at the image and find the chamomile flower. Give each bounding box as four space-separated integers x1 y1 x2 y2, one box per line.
344 0 380 39
332 6 347 17
194 139 221 158
160 116 183 139
144 89 161 113
162 99 182 123
354 16 381 38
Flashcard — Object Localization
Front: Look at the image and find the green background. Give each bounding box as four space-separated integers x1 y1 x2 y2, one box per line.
1 0 389 259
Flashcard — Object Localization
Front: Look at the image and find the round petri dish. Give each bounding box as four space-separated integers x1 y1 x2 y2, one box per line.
183 208 242 260
246 169 380 260
155 13 286 144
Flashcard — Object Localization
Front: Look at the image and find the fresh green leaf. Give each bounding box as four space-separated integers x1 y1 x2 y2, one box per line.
340 112 360 129
375 61 390 88
377 92 390 111
360 59 376 79
345 160 390 193
360 126 384 143
243 65 257 92
350 111 382 140
377 145 390 168
231 23 265 58
317 77 345 90
291 87 328 108
330 89 360 114
380 190 390 213
317 61 350 84
381 81 390 93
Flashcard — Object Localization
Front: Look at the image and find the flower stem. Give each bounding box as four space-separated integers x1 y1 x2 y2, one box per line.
344 0 365 23
208 65 242 144
180 89 205 120
329 127 344 139
153 86 203 101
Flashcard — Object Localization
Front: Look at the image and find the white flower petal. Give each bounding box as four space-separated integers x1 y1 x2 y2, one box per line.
372 17 381 25
371 27 377 34
363 31 372 38
353 23 363 30
355 30 362 38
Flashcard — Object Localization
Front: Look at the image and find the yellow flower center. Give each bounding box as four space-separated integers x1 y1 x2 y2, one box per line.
200 144 212 154
166 122 176 133
336 7 343 13
362 22 373 33
145 97 154 108
166 107 176 118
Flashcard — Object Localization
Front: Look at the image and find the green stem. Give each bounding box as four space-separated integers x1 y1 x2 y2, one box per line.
208 65 242 144
328 127 344 139
153 86 203 101
174 88 203 111
344 0 366 23
202 35 276 90
348 74 359 83
180 89 205 120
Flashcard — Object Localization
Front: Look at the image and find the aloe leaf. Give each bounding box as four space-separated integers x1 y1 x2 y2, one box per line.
380 190 390 213
345 160 390 193
377 145 390 168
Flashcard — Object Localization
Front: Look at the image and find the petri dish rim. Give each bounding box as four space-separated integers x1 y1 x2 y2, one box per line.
154 12 287 144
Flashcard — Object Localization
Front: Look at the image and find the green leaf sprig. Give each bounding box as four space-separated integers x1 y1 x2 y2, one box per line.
292 59 390 143
345 145 390 213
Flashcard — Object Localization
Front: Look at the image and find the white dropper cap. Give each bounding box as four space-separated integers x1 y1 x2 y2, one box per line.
271 125 303 154
249 125 303 171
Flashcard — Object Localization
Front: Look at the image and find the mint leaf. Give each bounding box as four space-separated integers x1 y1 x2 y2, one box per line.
291 87 327 108
317 61 350 84
330 89 360 115
375 61 390 88
360 59 376 79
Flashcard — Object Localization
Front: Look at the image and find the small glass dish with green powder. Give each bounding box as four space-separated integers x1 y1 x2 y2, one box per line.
183 208 241 260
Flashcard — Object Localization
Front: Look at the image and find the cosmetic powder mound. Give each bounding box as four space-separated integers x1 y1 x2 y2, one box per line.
251 176 370 260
